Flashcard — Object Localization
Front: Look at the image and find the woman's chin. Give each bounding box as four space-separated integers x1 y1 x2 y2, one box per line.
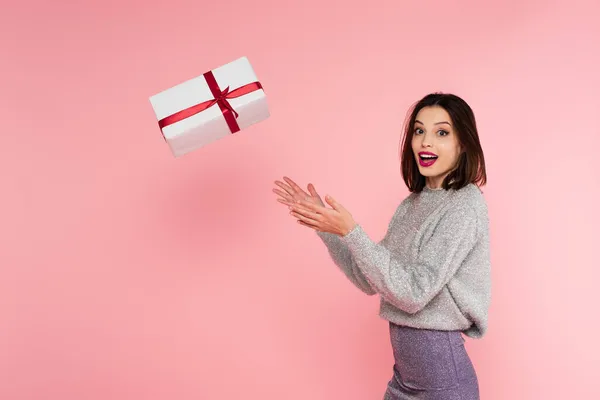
418 168 437 177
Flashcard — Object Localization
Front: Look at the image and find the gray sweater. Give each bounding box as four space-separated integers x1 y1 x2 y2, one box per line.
316 183 491 339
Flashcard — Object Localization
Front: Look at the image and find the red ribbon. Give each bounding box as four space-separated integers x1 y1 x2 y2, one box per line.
158 70 263 136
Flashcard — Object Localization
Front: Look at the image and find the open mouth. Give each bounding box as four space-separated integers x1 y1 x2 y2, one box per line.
418 152 438 167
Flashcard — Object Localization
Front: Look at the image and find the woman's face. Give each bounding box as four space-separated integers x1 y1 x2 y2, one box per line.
411 106 462 189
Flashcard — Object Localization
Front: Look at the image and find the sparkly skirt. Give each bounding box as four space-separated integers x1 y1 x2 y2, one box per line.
383 323 480 400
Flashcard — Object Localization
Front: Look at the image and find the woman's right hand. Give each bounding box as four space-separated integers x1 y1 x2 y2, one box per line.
273 176 325 208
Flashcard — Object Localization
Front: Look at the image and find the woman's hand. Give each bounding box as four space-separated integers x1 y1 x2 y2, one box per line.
273 176 325 207
273 176 357 236
290 195 357 236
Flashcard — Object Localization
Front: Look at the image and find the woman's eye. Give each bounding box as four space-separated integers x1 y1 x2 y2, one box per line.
414 128 424 134
438 130 449 136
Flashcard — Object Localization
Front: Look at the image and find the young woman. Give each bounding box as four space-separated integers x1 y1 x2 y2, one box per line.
273 92 490 399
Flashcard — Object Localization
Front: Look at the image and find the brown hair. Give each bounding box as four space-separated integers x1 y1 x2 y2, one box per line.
399 92 487 192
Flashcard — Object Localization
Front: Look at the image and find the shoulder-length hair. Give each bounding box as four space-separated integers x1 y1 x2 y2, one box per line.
399 93 487 192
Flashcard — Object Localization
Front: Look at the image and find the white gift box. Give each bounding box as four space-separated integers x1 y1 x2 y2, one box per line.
149 56 270 157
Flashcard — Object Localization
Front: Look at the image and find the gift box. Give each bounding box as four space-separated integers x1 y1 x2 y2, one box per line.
149 56 269 157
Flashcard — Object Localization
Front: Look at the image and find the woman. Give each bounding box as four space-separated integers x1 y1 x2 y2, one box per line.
273 92 490 399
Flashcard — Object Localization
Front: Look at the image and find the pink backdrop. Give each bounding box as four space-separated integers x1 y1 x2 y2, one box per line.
2 0 599 399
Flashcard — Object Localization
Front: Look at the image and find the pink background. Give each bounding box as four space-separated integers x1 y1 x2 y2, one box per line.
1 0 599 399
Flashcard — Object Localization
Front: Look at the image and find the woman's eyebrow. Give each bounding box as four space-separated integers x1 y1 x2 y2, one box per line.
415 120 452 126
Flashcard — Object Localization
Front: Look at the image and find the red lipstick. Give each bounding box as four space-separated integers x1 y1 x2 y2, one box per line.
418 151 438 167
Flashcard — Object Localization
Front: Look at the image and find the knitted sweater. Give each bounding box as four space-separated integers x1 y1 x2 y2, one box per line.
316 183 491 338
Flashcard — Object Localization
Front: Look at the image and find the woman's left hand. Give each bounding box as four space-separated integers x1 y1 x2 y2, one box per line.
288 194 357 237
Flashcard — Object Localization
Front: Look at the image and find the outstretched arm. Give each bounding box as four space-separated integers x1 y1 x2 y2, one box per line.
315 201 409 295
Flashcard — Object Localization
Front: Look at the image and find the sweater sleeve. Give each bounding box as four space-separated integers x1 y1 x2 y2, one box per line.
339 204 479 314
315 201 409 295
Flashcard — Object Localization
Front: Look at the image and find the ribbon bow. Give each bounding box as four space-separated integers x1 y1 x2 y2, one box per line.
212 86 239 119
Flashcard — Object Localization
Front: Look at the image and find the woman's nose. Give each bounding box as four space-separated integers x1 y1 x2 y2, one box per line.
420 135 432 147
